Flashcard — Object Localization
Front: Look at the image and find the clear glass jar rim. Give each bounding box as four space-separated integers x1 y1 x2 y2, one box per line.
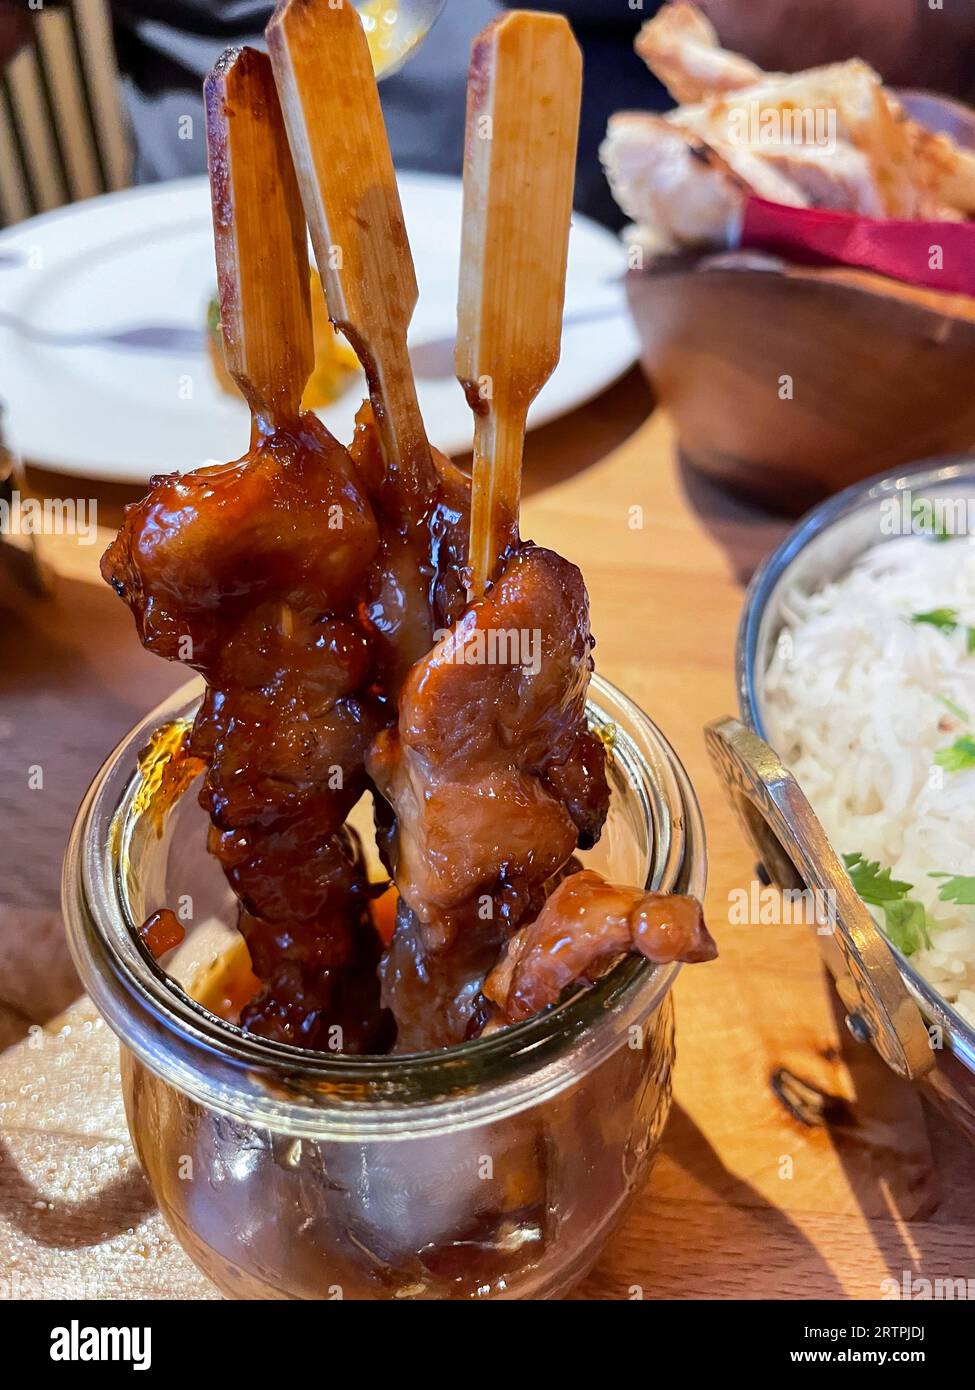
63 673 706 1138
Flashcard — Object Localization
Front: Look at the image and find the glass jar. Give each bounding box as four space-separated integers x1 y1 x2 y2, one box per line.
62 673 706 1300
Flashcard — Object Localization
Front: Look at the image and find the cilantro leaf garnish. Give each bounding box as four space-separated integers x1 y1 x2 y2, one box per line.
843 853 914 903
912 608 961 633
843 853 933 956
882 898 933 955
934 736 975 772
929 874 975 906
910 608 975 650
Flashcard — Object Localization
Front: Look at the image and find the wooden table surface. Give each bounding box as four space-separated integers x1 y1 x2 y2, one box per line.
2 367 973 1300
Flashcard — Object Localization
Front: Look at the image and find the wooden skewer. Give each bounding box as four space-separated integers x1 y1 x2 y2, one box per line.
457 12 583 598
267 0 434 508
204 46 313 438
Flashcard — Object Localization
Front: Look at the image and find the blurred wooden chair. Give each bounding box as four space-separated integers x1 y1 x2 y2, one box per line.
0 0 131 227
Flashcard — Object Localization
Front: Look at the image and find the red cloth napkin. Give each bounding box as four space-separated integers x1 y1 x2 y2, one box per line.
740 196 975 297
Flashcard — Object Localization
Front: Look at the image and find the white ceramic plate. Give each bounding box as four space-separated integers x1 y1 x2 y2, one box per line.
0 173 637 483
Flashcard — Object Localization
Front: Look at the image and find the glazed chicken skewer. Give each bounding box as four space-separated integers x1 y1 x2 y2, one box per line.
459 15 713 1022
104 47 393 1051
367 13 611 1050
371 12 714 1048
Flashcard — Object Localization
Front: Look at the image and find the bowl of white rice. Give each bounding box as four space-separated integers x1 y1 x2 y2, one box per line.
738 458 975 1126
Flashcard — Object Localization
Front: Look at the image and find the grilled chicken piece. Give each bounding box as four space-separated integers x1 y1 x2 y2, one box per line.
348 403 471 698
368 543 611 1050
369 543 608 942
377 895 507 1054
234 829 393 1053
103 414 377 671
483 868 715 1024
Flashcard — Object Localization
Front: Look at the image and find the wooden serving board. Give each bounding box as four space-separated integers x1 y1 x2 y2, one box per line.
2 374 973 1299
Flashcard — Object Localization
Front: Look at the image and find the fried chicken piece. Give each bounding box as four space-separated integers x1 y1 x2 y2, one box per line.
368 544 611 1049
672 63 921 220
636 2 768 105
626 4 975 239
483 868 716 1024
600 114 782 255
904 118 975 218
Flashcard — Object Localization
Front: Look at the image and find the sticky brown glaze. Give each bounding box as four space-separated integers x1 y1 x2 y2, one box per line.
103 413 392 1052
140 908 186 960
377 895 506 1054
103 414 378 672
349 403 471 699
483 869 716 1025
235 829 394 1054
368 544 611 1050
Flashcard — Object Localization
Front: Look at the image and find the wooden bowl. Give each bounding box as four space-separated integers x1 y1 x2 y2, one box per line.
627 253 975 515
